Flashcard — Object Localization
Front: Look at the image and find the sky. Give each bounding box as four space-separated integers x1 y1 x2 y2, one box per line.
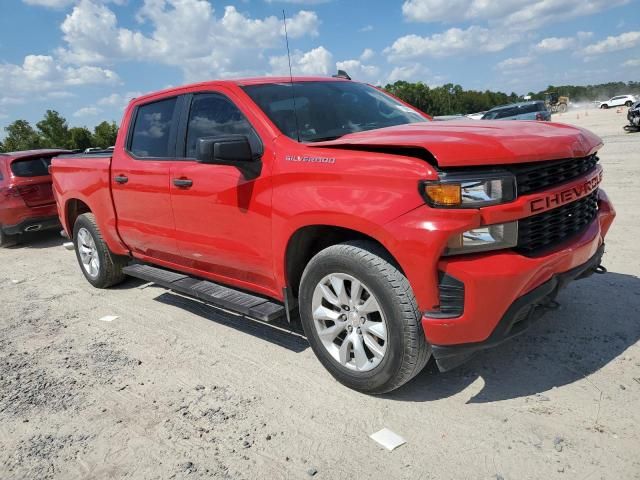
0 0 639 133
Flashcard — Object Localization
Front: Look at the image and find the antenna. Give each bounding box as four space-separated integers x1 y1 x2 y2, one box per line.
282 10 301 142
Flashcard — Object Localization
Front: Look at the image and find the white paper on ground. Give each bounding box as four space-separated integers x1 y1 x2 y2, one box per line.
99 315 119 322
369 428 406 451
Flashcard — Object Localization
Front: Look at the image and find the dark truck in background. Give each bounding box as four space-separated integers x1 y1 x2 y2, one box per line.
51 76 615 393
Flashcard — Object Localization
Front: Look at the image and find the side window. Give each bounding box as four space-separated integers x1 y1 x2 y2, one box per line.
129 97 178 158
185 94 260 159
495 108 516 119
521 104 538 114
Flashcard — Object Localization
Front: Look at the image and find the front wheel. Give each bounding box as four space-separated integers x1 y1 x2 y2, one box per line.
601 104 609 109
73 213 128 288
299 241 430 394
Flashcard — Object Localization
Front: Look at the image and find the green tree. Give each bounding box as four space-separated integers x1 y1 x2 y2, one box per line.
69 126 94 150
2 120 42 152
37 110 70 148
92 121 118 148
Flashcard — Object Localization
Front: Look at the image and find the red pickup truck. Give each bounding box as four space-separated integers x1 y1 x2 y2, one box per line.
51 77 615 393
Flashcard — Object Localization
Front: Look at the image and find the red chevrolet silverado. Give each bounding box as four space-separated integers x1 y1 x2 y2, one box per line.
51 77 615 393
1 149 70 247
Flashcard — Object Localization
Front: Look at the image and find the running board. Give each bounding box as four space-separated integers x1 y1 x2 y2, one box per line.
123 264 285 323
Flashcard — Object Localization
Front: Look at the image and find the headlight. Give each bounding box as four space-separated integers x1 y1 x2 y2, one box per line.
445 221 518 256
421 171 516 208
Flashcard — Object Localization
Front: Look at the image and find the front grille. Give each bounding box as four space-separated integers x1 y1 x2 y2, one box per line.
516 191 599 255
510 155 599 195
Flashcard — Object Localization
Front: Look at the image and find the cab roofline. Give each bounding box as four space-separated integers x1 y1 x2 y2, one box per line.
131 76 354 104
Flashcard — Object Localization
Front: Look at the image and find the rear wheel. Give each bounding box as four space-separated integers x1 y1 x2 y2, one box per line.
601 104 609 109
557 103 568 113
0 227 19 248
73 213 127 288
625 101 633 107
299 241 430 394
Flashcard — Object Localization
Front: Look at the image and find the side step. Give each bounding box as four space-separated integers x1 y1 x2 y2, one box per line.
123 264 285 323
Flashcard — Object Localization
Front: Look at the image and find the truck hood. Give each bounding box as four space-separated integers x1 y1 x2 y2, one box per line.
308 120 602 167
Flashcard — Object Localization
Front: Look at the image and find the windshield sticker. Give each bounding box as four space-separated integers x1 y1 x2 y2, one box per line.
285 155 336 164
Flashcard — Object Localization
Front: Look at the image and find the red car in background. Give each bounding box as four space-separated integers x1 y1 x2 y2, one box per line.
0 149 70 247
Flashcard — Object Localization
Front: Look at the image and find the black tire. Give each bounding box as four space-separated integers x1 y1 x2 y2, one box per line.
73 213 128 288
625 101 633 107
601 104 609 109
299 241 430 394
0 227 19 248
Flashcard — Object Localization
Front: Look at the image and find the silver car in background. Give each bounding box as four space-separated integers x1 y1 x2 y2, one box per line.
481 101 551 121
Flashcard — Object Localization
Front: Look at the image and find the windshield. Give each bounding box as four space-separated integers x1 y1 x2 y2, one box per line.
242 81 428 142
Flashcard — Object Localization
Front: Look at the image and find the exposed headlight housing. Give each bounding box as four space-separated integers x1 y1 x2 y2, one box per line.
445 221 518 256
421 171 516 208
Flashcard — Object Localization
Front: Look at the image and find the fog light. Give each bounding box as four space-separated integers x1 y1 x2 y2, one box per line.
445 221 518 256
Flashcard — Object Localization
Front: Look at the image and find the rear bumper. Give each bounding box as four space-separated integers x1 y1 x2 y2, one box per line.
2 215 60 235
431 244 605 371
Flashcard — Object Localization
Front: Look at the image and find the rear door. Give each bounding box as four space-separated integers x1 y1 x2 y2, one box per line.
169 91 276 291
110 95 183 262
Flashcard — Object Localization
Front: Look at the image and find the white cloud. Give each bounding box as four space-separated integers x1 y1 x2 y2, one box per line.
335 59 380 83
73 106 102 117
535 36 576 52
23 0 75 7
386 64 433 84
385 26 519 60
583 31 640 55
269 46 333 76
623 58 640 67
496 56 534 70
359 48 375 61
265 0 331 3
0 55 119 96
358 25 373 32
266 0 333 5
97 91 144 110
58 0 321 81
402 0 629 30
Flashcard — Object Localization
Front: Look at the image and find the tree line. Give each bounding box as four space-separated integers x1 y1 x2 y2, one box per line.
0 110 118 153
383 80 640 116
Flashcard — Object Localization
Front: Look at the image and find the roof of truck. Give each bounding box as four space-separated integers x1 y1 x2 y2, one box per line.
133 76 351 103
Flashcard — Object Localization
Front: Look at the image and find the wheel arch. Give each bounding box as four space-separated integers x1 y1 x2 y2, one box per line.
283 224 403 298
64 198 92 235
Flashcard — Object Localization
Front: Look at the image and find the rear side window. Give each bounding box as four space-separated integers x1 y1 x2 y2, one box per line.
10 157 52 177
494 108 517 119
129 97 178 158
521 103 539 114
185 94 260 158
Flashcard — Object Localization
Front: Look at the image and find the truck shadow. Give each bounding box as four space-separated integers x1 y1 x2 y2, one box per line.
388 271 640 403
5 230 64 249
154 291 309 353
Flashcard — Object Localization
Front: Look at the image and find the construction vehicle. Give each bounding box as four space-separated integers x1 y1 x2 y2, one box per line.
544 92 569 113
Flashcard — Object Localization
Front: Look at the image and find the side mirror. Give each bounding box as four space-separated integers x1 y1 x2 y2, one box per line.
196 135 262 179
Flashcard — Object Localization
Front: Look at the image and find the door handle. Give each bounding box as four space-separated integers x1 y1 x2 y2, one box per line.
114 175 129 184
173 178 193 188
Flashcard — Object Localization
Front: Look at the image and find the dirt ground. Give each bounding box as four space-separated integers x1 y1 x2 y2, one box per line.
1 107 639 480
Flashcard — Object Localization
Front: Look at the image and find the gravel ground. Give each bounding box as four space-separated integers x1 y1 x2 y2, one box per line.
1 107 639 479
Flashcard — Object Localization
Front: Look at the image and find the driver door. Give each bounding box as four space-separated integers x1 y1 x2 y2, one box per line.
169 91 276 292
